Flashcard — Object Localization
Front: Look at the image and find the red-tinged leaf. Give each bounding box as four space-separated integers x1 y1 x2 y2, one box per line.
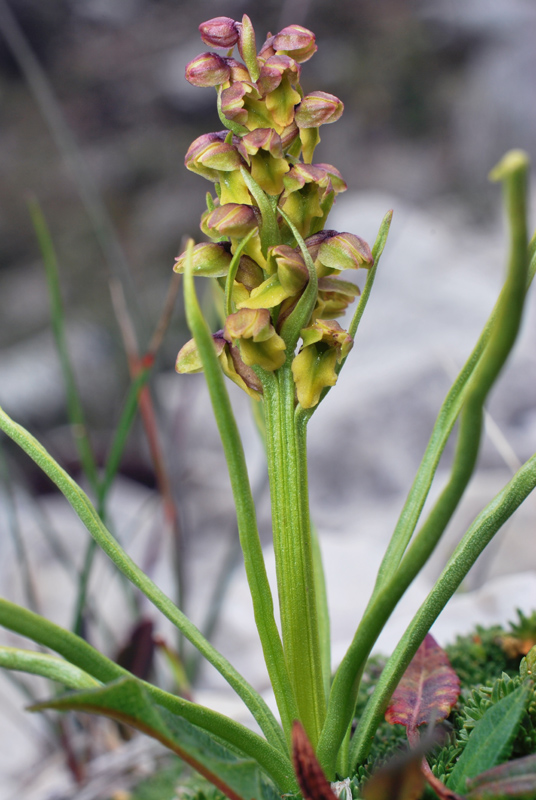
466 752 536 799
292 721 338 800
385 634 460 732
362 747 426 800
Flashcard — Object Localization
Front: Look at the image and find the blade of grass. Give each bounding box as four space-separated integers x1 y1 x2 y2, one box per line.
28 197 99 495
109 277 185 647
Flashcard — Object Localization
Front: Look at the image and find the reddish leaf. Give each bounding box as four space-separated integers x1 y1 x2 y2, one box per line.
385 633 460 732
291 721 338 800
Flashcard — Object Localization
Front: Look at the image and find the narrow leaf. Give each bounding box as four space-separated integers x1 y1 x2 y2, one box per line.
466 753 536 799
0 646 100 690
33 679 281 800
385 634 460 731
292 720 338 800
446 684 530 794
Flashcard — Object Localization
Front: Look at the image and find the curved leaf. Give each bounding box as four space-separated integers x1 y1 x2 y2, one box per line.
33 678 288 800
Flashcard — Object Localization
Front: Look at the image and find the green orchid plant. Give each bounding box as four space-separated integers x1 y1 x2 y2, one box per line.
0 14 535 800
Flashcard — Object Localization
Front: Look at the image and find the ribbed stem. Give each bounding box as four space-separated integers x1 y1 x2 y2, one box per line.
262 366 327 747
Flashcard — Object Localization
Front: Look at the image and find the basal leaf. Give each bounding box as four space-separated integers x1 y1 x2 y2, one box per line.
466 752 536 799
385 634 460 732
446 684 530 795
32 678 280 800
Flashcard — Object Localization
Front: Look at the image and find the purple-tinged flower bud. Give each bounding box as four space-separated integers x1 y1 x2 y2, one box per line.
225 57 252 84
185 52 231 87
295 92 344 128
220 82 250 126
185 131 242 182
304 230 338 262
318 232 373 273
173 242 232 278
315 163 347 194
258 34 276 61
199 17 239 49
273 25 317 63
257 55 300 96
239 128 284 160
280 121 300 151
206 203 259 238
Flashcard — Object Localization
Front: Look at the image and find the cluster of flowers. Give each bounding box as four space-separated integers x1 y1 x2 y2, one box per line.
175 15 374 408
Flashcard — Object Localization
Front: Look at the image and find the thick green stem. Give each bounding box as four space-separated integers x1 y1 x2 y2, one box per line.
262 366 326 747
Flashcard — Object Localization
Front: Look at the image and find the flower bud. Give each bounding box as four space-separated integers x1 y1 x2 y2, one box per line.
273 25 317 63
185 52 231 87
292 319 353 407
270 245 309 295
295 92 344 128
174 242 232 278
225 344 263 397
317 232 373 274
199 17 239 49
175 334 226 374
316 276 360 319
235 255 264 291
225 308 286 371
257 54 300 95
185 132 243 183
206 203 259 238
315 163 347 194
237 128 290 196
220 82 250 126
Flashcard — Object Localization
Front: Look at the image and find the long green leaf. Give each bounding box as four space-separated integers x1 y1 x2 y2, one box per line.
28 197 99 494
0 599 294 785
447 685 529 794
349 451 536 769
318 151 531 776
32 679 292 799
0 646 100 690
0 407 284 751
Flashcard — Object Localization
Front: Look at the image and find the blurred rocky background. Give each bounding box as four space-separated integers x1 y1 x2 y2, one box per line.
0 0 536 797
